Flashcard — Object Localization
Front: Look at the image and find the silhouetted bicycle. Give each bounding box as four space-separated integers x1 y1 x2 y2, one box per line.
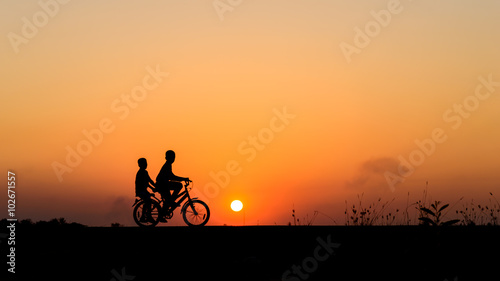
132 180 210 227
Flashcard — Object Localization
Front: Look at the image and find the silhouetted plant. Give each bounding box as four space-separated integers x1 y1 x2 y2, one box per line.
457 199 480 226
418 201 459 226
290 206 316 226
345 193 395 226
20 219 34 226
2 218 85 228
456 192 500 226
381 209 399 225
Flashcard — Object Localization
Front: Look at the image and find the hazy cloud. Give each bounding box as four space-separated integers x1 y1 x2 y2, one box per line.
346 157 399 190
104 196 135 226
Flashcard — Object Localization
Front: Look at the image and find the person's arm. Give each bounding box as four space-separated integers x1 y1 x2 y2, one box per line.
146 171 156 192
171 174 189 182
166 163 189 182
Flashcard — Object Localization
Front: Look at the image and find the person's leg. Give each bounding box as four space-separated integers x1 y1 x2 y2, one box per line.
171 182 183 201
139 193 152 221
144 195 152 218
152 184 168 222
166 181 183 207
156 184 170 203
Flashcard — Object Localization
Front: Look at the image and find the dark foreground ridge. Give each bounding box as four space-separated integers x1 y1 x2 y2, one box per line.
3 224 499 281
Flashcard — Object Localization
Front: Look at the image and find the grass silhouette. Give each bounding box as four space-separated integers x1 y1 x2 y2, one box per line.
289 183 500 227
344 194 397 226
457 192 500 226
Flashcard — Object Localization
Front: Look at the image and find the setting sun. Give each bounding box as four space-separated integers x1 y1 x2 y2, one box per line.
230 200 243 212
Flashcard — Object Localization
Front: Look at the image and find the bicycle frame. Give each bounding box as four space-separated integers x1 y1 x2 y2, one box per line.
132 181 199 222
160 181 199 216
133 180 209 227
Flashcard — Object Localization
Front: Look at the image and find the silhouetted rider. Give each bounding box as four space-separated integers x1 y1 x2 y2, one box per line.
135 158 156 222
156 150 189 207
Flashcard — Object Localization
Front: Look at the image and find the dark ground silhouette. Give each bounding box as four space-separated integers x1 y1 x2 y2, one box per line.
1 219 499 281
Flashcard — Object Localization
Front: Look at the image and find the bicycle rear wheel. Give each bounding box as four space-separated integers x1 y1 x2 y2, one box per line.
133 200 161 227
182 199 210 226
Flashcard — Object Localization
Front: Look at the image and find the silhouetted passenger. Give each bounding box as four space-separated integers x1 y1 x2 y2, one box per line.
135 158 156 222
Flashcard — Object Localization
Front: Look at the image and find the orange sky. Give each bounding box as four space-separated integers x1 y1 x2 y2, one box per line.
1 0 500 226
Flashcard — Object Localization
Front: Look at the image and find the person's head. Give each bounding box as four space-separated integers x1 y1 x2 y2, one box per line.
165 150 176 163
138 158 147 169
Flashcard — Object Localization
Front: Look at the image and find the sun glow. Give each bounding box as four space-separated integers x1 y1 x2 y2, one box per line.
231 200 243 212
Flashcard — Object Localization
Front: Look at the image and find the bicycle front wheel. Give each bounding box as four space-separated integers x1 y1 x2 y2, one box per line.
133 200 161 227
182 199 210 226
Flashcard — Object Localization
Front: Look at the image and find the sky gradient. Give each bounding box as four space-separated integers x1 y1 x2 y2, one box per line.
1 0 499 226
